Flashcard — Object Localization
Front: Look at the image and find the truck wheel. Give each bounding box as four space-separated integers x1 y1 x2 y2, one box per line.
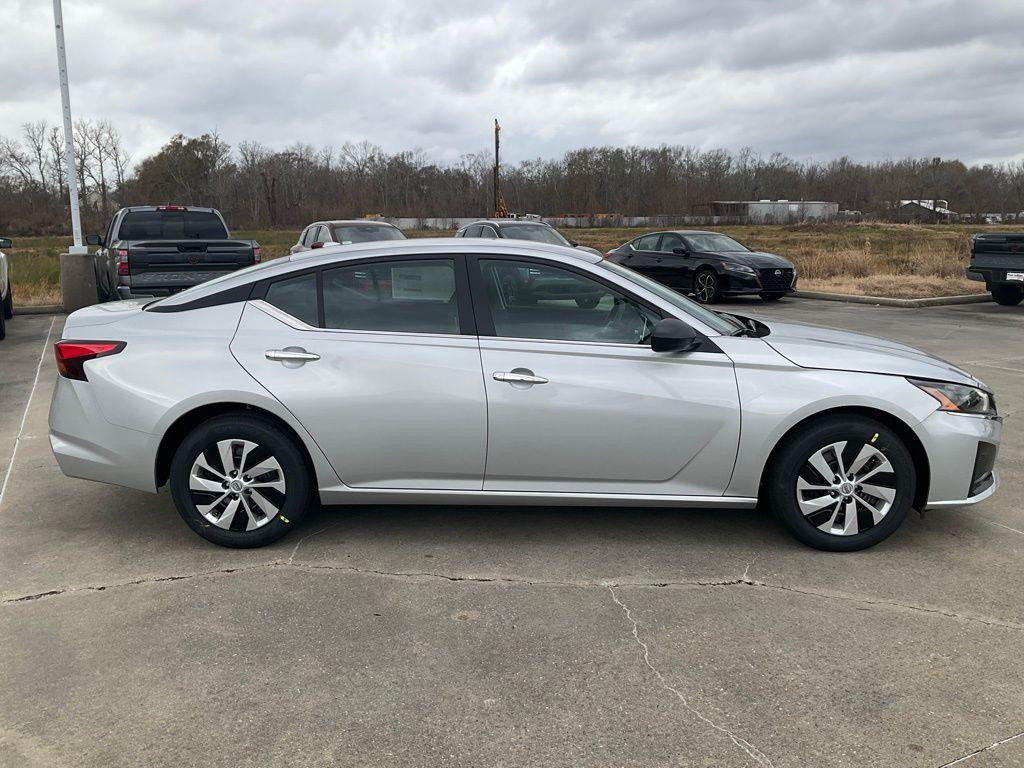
991 285 1023 306
0 304 6 341
2 279 12 319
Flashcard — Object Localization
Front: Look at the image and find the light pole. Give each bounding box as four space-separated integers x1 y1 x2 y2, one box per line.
52 0 86 255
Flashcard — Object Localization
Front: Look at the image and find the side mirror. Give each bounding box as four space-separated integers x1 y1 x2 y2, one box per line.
672 247 689 256
310 241 326 249
650 318 700 353
569 240 580 247
0 238 11 250
85 234 102 246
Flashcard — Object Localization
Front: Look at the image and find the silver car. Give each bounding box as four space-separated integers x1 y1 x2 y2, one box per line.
48 239 1001 551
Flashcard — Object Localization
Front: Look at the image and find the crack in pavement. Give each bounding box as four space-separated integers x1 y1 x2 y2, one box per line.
608 584 775 768
4 561 1024 633
937 727 1024 767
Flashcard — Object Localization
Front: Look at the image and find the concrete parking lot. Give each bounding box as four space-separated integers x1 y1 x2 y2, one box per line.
1 299 1022 768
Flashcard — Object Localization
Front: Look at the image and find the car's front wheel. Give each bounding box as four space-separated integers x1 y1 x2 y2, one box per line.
692 268 721 304
766 416 915 551
169 414 313 548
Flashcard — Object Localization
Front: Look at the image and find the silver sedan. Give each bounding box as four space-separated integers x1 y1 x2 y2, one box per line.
48 239 1001 551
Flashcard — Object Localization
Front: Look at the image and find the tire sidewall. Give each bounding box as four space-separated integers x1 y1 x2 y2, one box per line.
169 414 312 548
768 417 915 551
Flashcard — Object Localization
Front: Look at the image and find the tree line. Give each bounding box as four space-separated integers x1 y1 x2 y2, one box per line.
2 119 1024 235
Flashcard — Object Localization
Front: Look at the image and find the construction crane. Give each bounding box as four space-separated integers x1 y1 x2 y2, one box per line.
493 119 508 218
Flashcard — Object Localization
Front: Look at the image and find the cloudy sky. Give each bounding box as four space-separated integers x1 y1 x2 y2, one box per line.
1 0 1022 167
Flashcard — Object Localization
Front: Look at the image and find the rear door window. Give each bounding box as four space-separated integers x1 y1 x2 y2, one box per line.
634 233 661 251
265 273 318 326
321 258 460 335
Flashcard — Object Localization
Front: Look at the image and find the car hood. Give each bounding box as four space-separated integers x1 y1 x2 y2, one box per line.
756 319 984 387
716 251 793 269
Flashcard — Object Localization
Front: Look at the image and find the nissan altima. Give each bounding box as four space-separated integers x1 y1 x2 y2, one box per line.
48 239 1000 551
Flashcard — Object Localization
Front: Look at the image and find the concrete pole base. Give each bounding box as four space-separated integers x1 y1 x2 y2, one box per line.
60 251 98 313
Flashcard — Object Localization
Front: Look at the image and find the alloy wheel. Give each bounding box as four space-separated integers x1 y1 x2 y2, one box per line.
695 271 717 302
795 440 896 536
188 439 286 531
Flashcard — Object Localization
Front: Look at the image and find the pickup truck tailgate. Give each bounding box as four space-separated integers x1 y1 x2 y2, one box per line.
971 233 1024 275
129 239 255 290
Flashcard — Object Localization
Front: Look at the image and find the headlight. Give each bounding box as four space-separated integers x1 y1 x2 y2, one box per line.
909 378 996 416
723 263 756 276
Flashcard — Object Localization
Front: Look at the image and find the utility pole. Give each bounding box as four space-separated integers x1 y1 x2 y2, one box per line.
52 0 86 255
493 119 507 218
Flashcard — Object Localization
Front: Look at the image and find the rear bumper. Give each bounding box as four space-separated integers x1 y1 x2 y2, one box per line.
966 266 1024 285
48 374 159 493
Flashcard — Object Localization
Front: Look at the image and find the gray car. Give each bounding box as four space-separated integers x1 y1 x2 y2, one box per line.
48 239 1001 551
456 219 604 258
290 220 405 254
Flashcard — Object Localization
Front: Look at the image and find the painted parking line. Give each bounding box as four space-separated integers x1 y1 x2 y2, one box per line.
0 318 55 510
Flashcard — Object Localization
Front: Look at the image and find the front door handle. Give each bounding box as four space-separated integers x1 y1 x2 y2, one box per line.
493 370 548 385
266 348 320 363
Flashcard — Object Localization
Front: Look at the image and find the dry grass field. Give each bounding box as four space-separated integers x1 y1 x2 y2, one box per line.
3 223 1004 306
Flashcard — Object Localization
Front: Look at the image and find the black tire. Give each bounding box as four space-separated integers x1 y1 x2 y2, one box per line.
991 284 1023 306
169 414 313 548
765 416 915 552
692 268 722 304
0 301 6 341
2 279 12 319
575 296 600 309
759 292 785 302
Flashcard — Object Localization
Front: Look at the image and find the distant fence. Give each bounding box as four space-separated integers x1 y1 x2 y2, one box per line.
385 215 770 230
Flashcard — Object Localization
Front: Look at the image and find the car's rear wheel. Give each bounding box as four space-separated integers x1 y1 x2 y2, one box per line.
169 414 313 548
759 291 785 302
692 268 721 304
991 284 1023 306
2 279 12 319
766 416 915 551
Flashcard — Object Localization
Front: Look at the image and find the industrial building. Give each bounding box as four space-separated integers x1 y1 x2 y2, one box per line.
893 199 958 223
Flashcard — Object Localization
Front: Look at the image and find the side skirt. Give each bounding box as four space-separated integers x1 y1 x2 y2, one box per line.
318 487 758 508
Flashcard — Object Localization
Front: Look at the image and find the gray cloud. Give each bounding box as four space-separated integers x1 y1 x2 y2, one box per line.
0 0 1021 167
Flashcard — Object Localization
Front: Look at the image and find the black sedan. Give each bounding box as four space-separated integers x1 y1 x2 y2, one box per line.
605 230 796 303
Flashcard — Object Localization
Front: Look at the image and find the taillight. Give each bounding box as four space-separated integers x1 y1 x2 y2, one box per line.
54 341 125 381
115 248 129 276
253 245 263 263
156 205 187 211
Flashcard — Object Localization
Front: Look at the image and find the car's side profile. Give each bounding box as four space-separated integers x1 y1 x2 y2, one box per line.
0 237 13 341
605 230 797 303
49 239 1000 552
456 219 605 259
290 220 405 254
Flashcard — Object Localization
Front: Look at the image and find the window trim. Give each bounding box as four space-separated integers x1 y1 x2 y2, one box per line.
250 252 477 336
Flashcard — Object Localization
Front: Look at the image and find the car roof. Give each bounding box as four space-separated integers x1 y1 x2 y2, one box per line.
150 238 601 309
462 219 550 227
121 205 219 214
318 220 400 227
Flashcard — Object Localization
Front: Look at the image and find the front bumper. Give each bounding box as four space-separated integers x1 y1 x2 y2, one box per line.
917 409 1002 508
722 270 796 295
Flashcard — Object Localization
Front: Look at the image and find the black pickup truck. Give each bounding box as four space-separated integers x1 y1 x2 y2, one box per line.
87 206 261 301
967 232 1024 306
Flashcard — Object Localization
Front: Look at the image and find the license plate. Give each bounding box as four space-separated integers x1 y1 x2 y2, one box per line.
1008 272 1024 281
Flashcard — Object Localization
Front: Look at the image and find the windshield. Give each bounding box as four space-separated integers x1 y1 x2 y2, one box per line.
685 234 748 252
331 225 406 244
499 224 570 246
597 260 741 335
118 210 228 240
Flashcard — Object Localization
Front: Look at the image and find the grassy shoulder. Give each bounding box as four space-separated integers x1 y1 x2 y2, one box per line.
4 222 999 305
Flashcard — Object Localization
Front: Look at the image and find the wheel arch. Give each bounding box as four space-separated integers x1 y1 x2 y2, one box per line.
155 402 322 491
758 405 931 510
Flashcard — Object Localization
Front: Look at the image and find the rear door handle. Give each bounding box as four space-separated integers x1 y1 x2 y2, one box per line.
266 348 320 363
493 371 548 385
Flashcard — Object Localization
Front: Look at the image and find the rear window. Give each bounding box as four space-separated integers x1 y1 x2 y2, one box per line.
117 210 229 240
330 225 406 244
